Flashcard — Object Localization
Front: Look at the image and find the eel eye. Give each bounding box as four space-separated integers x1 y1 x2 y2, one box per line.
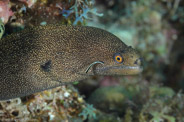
114 53 123 63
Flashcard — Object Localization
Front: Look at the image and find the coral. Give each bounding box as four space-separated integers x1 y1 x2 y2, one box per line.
79 104 96 120
78 75 184 121
138 91 184 122
18 0 37 8
87 86 134 114
0 98 30 121
0 0 102 30
149 111 175 122
0 86 89 121
62 0 103 25
120 79 184 121
0 0 13 24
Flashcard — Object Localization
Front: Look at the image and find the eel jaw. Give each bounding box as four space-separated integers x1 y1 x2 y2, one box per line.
94 65 143 75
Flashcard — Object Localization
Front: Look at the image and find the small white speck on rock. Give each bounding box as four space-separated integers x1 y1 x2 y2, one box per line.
64 92 70 98
49 112 55 120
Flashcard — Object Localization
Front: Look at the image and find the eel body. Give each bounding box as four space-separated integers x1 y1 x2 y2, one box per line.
0 25 142 100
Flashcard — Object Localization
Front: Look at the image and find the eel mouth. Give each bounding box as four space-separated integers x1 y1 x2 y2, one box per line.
95 65 143 75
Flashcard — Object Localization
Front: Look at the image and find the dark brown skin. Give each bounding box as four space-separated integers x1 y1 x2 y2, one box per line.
0 25 142 100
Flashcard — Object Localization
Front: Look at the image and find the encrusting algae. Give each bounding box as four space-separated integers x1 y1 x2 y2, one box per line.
0 85 94 121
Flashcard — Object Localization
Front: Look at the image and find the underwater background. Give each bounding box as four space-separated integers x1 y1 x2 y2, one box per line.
0 0 184 121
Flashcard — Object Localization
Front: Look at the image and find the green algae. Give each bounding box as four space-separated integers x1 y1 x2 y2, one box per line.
0 19 5 39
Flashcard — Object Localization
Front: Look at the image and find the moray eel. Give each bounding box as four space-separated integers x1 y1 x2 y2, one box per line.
0 25 142 100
